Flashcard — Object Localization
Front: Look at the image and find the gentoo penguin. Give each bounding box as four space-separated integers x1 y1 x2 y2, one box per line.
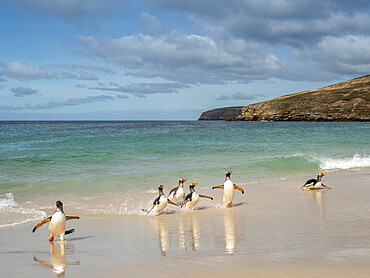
168 178 187 204
301 173 331 190
181 183 213 210
212 171 244 208
32 201 79 243
146 185 178 216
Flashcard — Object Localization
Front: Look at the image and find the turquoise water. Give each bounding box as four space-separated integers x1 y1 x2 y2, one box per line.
1 121 369 194
0 121 369 225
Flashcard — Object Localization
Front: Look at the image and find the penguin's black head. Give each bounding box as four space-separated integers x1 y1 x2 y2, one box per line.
56 200 63 208
158 185 164 195
56 200 64 212
226 171 232 178
179 178 188 183
189 183 197 192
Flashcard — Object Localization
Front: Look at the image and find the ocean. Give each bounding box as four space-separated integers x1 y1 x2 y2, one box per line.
1 121 369 226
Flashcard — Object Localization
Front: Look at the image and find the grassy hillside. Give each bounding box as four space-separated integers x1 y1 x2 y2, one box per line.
233 75 370 121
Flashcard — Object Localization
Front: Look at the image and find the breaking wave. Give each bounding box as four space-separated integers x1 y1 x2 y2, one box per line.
0 193 47 228
319 154 370 170
0 193 18 208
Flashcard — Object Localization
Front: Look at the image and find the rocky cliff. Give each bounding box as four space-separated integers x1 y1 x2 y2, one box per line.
198 106 244 120
199 75 370 121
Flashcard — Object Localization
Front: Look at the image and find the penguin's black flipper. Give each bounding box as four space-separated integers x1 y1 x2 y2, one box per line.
303 179 317 186
233 184 244 194
65 228 75 235
181 199 190 208
146 205 156 216
168 187 177 196
32 216 51 233
199 194 213 200
66 216 80 220
153 196 160 205
167 199 179 206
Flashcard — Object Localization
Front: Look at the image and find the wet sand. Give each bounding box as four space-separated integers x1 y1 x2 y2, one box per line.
1 171 370 277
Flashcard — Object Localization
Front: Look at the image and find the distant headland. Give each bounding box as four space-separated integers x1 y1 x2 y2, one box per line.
198 75 370 121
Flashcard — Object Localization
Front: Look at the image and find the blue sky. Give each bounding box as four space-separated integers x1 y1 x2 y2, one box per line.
0 0 369 120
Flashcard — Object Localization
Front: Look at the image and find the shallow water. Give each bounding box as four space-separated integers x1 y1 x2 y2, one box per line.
0 121 369 226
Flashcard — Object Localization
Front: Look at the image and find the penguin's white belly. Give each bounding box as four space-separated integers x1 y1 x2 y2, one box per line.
186 193 199 209
223 180 234 204
48 212 66 236
312 181 322 189
173 187 184 203
155 196 168 213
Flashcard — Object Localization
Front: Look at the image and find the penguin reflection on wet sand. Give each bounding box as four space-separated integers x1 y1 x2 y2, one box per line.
146 185 178 216
212 171 244 208
33 241 80 278
301 173 331 190
168 178 187 204
181 183 213 210
32 201 79 243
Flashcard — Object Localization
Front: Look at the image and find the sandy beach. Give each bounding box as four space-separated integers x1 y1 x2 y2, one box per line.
1 170 370 277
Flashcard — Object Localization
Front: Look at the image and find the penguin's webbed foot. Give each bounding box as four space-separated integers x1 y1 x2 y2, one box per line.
48 234 54 241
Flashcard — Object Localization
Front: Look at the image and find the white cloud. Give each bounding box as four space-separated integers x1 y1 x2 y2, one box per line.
145 0 370 80
78 32 285 84
87 82 189 97
300 35 370 74
139 12 163 35
0 95 117 110
149 0 370 45
2 61 52 80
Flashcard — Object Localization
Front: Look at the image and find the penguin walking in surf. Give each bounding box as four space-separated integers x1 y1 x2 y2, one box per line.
146 185 178 216
212 171 244 208
181 183 213 210
32 201 79 243
168 178 187 204
301 173 331 190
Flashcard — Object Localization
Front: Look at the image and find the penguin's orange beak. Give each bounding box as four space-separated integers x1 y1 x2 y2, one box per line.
322 173 327 176
182 178 188 182
159 185 164 189
192 183 197 186
227 171 232 175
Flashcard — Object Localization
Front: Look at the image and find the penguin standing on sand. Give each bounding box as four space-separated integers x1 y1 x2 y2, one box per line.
147 185 178 216
212 171 244 208
32 201 79 243
301 173 331 190
168 178 187 204
181 183 213 210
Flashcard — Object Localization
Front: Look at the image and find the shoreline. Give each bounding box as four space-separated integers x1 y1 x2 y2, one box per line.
1 169 369 226
1 170 369 277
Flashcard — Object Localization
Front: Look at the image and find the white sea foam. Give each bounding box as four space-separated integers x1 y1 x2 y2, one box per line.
0 193 47 228
319 154 370 170
0 193 18 208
